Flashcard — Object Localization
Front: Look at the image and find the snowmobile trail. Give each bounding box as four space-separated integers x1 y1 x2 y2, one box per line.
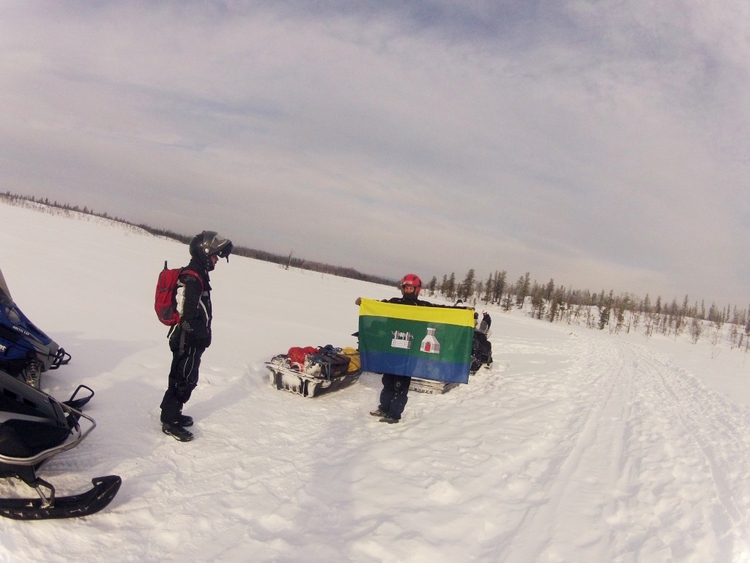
495 326 750 563
490 328 634 562
622 342 750 560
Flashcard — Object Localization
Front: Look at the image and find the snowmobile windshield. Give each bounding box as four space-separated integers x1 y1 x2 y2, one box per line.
0 268 12 304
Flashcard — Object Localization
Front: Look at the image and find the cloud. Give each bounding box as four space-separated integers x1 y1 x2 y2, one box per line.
0 1 748 305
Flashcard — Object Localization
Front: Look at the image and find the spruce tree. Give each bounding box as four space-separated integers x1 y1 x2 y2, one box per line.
459 269 476 301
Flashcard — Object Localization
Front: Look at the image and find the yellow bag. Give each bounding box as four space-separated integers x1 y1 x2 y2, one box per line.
341 347 361 373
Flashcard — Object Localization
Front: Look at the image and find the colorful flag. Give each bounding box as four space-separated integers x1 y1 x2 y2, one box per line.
358 298 474 384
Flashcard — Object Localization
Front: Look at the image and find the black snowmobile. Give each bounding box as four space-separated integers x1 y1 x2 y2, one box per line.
0 268 71 389
470 327 493 374
0 368 121 519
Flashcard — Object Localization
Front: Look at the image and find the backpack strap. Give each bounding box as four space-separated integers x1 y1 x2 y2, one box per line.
179 269 205 293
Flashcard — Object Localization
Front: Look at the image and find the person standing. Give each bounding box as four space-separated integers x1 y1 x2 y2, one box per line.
362 274 437 424
160 231 232 442
479 311 492 334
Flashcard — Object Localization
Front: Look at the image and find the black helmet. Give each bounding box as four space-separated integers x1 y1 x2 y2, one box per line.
189 231 233 271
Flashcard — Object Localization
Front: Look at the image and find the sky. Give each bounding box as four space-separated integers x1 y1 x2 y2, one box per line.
1 0 750 306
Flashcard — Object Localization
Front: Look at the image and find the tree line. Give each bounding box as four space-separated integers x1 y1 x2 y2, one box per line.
424 268 750 350
4 191 747 349
0 192 396 287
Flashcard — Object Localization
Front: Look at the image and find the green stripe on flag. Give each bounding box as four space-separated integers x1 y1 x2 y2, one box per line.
359 316 471 364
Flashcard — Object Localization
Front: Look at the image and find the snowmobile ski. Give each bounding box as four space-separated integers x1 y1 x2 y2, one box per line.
0 475 121 520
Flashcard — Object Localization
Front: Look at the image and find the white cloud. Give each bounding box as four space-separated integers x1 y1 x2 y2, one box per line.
0 1 748 304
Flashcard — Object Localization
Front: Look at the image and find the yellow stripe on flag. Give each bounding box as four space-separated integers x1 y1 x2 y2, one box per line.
358 298 474 327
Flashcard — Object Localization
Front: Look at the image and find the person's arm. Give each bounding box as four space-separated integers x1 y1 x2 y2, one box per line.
179 275 209 338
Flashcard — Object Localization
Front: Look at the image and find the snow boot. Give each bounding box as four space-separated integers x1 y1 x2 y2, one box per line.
370 408 386 417
177 414 193 427
379 415 399 424
162 422 194 442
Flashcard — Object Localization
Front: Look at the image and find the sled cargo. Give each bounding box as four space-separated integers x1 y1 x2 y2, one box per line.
266 345 362 398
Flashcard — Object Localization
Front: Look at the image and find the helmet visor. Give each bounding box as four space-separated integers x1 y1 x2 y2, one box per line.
217 240 233 259
208 234 233 259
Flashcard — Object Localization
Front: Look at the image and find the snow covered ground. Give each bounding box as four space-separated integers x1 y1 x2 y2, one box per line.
1 201 749 562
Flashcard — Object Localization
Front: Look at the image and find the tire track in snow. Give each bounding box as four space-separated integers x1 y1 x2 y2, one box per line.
624 342 750 561
499 332 636 562
498 330 750 563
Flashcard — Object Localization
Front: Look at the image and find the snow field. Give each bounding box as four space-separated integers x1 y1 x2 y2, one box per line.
0 201 749 562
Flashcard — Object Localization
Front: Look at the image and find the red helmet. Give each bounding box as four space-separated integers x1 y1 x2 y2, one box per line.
400 273 422 296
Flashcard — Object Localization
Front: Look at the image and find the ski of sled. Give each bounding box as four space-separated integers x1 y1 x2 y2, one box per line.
0 475 121 520
266 360 362 398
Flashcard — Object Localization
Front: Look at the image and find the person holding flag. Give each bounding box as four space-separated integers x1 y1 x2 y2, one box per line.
356 274 444 424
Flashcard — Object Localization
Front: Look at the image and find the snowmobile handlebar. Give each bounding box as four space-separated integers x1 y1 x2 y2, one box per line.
46 347 71 370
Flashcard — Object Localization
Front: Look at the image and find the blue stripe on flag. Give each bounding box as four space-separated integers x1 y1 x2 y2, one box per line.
361 351 470 384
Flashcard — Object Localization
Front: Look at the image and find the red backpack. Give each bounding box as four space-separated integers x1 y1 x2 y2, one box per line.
154 261 204 326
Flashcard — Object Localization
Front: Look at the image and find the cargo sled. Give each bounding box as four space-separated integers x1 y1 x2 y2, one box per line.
0 368 120 519
409 378 460 394
0 268 70 389
266 345 362 398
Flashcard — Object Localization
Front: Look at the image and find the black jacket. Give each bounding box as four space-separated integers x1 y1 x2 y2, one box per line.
384 296 436 307
169 258 213 350
384 296 454 308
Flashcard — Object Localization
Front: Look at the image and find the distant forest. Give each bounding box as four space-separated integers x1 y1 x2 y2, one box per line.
0 192 396 287
423 268 750 351
3 191 749 350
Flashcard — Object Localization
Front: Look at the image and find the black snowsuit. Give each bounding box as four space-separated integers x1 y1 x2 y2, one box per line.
159 258 212 424
479 312 492 334
377 295 437 421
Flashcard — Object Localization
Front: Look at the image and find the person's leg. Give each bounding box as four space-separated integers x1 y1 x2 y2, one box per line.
160 347 203 423
378 373 397 412
386 375 411 420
